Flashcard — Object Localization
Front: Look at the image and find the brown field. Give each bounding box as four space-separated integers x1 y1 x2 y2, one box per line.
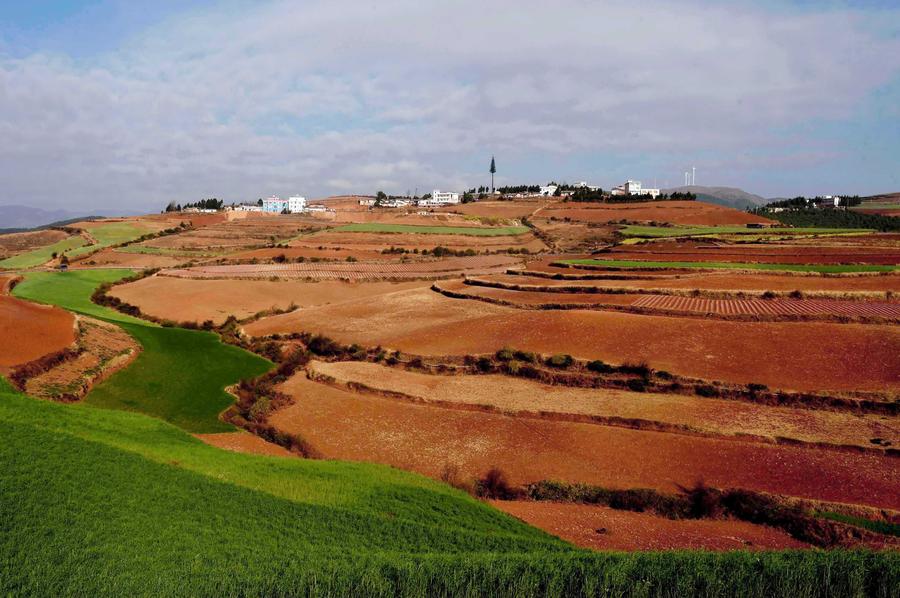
272 375 900 509
73 248 191 269
162 255 524 281
137 213 316 252
441 279 900 319
300 229 546 253
110 275 428 323
434 200 550 219
0 275 75 372
608 239 900 265
230 246 388 262
536 200 774 226
528 218 617 252
24 316 139 400
493 501 808 551
246 287 900 393
309 360 898 448
195 432 293 457
0 229 70 258
484 271 900 294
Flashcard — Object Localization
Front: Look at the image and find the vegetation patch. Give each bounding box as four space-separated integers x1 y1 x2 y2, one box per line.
619 224 872 238
0 235 89 269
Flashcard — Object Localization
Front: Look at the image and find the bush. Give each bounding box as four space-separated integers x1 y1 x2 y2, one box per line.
513 350 538 363
475 357 493 372
495 347 515 361
587 360 613 374
546 354 573 369
475 467 521 500
694 384 720 398
626 379 646 392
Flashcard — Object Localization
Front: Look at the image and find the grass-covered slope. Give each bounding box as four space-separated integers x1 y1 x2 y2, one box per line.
0 234 89 269
2 380 898 597
13 270 270 432
67 221 159 257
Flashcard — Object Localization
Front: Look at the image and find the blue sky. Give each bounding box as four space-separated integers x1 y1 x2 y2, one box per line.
1 0 898 213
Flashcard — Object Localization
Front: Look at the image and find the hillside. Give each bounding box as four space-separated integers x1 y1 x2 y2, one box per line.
661 186 767 210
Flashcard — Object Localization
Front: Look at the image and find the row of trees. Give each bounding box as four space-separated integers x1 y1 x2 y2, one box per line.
766 196 862 209
164 198 224 212
752 207 900 231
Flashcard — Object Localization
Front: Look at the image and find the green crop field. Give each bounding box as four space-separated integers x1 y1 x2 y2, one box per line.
333 223 530 236
559 259 899 274
67 222 157 257
0 235 89 269
13 270 270 432
2 378 897 596
619 225 872 238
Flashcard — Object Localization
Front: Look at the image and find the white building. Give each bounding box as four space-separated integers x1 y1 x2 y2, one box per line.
610 180 659 199
288 195 307 212
236 204 262 212
262 196 287 213
431 190 460 204
358 198 376 206
574 181 601 191
539 185 558 196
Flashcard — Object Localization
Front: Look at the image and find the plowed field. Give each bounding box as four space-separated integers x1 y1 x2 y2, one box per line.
245 288 900 392
272 375 900 509
0 275 75 371
631 294 900 319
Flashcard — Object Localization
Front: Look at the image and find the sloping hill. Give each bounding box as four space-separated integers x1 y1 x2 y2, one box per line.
662 186 767 210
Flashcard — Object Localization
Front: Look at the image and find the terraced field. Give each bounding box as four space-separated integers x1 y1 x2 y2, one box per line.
631 294 900 319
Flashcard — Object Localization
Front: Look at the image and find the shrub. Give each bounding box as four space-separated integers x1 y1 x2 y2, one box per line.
694 384 720 398
513 350 538 363
587 360 613 374
626 379 646 392
475 467 521 500
747 382 768 395
273 253 287 263
789 289 804 299
546 354 573 369
475 357 493 372
306 334 344 356
495 347 515 361
761 290 777 299
619 361 651 379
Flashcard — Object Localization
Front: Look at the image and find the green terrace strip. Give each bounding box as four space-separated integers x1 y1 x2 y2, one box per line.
333 223 531 236
619 225 873 238
67 221 158 257
817 512 900 538
2 381 898 596
0 235 89 269
12 270 270 432
559 259 899 274
117 245 227 257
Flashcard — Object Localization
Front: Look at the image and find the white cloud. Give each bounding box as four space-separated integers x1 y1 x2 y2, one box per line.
1 0 898 212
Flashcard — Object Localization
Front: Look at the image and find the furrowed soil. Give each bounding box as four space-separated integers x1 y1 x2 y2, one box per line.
74 248 190 269
0 275 75 372
492 501 809 551
245 287 900 393
485 272 900 294
434 200 550 219
110 275 429 324
272 375 900 509
301 230 546 252
308 360 898 448
536 200 774 226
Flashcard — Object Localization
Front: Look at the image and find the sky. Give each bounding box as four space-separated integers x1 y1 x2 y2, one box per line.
1 0 899 214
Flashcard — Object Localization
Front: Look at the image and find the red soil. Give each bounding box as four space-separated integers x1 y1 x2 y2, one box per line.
536 201 774 226
163 255 523 281
434 200 550 219
631 294 900 319
0 229 69 258
485 272 900 294
0 275 76 372
437 279 643 306
493 501 809 551
73 248 189 269
110 276 428 324
246 288 900 393
195 432 293 457
272 376 900 509
609 241 900 265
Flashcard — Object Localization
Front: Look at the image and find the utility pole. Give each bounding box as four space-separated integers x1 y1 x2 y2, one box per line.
692 166 696 186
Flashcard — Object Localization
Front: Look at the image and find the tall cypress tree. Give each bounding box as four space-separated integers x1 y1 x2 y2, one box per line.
489 156 496 192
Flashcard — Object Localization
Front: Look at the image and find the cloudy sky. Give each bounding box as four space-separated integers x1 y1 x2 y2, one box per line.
1 0 898 214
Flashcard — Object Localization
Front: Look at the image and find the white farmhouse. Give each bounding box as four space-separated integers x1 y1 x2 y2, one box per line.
288 195 307 212
539 185 558 196
610 180 659 199
432 190 460 204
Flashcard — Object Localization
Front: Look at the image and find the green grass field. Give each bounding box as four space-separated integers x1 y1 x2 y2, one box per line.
333 223 530 236
0 235 89 269
2 379 897 596
560 259 899 274
13 270 270 432
67 222 157 257
619 225 872 238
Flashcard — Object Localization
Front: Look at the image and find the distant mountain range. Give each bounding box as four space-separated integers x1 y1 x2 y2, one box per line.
661 186 768 210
